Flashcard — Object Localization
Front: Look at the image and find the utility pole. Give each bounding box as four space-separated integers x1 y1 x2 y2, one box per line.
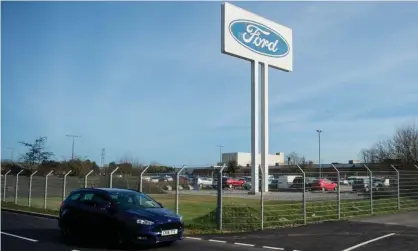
66 135 80 160
5 148 14 161
101 148 106 168
316 130 322 178
216 145 224 164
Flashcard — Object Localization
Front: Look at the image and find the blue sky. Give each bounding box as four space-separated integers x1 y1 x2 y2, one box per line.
1 1 418 166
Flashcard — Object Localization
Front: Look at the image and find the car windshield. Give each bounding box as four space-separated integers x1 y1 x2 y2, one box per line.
109 191 161 210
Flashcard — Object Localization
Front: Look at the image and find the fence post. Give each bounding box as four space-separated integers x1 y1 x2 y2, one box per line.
62 170 72 202
364 164 373 215
139 165 150 192
109 166 119 188
3 170 11 202
44 170 54 209
296 164 306 224
15 169 24 204
390 165 400 210
216 164 226 230
28 170 38 207
176 165 186 215
84 169 94 188
331 164 341 220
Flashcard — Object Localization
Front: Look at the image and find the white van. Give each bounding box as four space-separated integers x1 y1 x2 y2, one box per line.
277 175 301 189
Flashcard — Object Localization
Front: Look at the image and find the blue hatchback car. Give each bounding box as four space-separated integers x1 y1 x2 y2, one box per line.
58 188 184 246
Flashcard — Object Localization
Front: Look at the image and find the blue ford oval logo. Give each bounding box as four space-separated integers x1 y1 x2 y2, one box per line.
229 20 289 58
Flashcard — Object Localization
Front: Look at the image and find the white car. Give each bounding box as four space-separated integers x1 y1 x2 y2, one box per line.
150 176 160 183
197 177 213 189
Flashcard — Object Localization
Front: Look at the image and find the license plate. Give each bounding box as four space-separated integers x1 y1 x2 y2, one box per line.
161 229 178 236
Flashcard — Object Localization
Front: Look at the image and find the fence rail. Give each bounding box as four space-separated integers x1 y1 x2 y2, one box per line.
1 164 418 232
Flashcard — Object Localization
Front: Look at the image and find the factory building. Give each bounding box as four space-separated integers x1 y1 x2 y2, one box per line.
222 152 285 167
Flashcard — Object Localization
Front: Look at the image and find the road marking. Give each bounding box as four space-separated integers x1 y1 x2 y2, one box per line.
1 232 38 242
185 237 202 240
234 242 255 247
262 246 284 250
208 239 227 243
341 233 396 251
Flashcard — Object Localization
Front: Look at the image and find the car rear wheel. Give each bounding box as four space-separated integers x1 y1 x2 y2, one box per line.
60 224 75 244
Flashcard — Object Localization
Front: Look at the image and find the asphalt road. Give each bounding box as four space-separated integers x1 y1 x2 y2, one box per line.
2 210 418 251
0 211 265 251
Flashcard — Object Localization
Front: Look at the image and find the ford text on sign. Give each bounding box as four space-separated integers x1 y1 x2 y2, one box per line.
229 20 290 58
222 2 293 72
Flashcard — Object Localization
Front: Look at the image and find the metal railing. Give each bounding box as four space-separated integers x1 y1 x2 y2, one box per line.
1 164 418 232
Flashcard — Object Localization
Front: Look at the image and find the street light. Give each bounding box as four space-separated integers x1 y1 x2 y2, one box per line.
66 134 80 160
216 145 224 164
316 130 322 178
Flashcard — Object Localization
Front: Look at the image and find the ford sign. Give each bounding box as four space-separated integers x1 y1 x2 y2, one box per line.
229 20 290 58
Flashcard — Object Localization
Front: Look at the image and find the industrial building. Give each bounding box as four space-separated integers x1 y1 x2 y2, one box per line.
222 152 285 167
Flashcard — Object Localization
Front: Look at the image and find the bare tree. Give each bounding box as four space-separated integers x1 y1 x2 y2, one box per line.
359 122 418 164
287 152 302 165
19 136 54 171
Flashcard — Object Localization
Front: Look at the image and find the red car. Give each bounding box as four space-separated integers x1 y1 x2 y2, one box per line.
223 177 245 189
311 178 337 192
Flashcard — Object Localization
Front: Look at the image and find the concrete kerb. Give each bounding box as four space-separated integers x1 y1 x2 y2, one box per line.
1 207 58 220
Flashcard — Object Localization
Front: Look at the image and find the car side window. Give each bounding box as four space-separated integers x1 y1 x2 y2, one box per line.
68 192 82 201
92 194 110 205
79 192 95 205
79 192 109 206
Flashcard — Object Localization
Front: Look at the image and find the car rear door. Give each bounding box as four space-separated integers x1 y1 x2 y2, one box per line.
90 192 114 237
78 191 100 236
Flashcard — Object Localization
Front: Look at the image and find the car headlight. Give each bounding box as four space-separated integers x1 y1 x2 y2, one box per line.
136 219 154 225
177 215 183 221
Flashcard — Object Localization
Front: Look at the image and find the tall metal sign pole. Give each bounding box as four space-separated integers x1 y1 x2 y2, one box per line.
221 2 293 193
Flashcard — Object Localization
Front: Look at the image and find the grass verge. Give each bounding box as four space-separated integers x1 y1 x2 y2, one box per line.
3 194 418 234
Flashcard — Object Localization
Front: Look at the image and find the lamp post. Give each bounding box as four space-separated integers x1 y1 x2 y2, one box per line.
316 130 322 178
216 145 224 164
66 134 80 160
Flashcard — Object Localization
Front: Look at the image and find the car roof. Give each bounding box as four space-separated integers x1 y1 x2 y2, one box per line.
71 188 139 193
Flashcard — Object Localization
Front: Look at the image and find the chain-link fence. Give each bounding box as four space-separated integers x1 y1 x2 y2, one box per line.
2 164 418 232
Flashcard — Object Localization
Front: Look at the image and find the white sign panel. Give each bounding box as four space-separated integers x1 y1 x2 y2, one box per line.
221 2 293 72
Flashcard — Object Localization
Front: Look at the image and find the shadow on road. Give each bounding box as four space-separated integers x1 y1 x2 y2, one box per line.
2 227 175 250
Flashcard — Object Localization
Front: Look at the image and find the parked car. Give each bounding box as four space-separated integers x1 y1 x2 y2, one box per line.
268 179 279 191
150 176 160 183
311 178 337 192
290 177 317 191
197 177 213 189
212 177 245 189
59 188 184 247
277 175 302 189
352 177 385 193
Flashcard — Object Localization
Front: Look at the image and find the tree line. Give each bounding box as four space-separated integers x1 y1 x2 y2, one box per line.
359 122 418 165
1 136 175 177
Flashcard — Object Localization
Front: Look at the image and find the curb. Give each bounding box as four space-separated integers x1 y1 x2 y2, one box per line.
1 208 58 219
